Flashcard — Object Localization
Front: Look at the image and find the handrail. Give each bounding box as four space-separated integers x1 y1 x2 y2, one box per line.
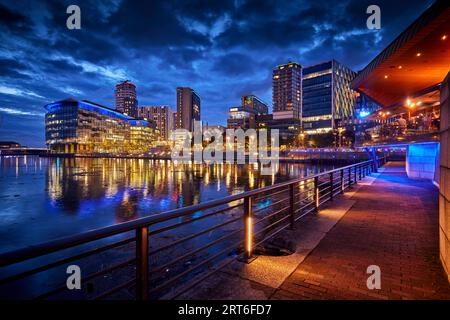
0 159 376 267
0 156 386 299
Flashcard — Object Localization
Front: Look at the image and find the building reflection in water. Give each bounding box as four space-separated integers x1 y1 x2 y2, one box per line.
0 156 336 252
43 157 332 222
2 156 333 226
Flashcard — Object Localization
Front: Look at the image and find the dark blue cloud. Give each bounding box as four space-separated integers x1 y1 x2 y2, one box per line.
0 0 434 146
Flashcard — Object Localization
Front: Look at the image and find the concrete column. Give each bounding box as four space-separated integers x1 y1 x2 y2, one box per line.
440 71 450 282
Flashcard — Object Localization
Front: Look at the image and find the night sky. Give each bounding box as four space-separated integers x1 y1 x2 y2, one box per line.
0 0 434 147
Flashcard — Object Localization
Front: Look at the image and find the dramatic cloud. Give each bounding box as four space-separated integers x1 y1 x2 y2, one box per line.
0 0 434 146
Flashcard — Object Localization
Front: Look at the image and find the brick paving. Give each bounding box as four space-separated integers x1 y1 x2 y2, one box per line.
271 162 450 300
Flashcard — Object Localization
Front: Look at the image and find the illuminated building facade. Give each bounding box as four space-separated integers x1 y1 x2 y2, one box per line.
138 105 174 140
241 95 269 114
272 62 302 120
115 80 137 113
45 98 157 154
123 96 138 118
176 87 200 131
227 106 258 130
256 114 301 146
302 60 357 134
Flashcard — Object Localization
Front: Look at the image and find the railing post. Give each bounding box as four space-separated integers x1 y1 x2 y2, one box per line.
329 172 333 201
289 184 295 229
314 176 319 211
340 169 344 193
136 227 149 300
354 166 357 184
244 196 253 262
359 165 362 180
348 168 352 188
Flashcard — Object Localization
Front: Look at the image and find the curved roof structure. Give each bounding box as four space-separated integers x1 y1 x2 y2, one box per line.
352 0 450 108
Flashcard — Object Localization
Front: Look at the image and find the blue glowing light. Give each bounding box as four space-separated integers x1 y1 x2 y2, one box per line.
44 99 149 126
358 110 370 118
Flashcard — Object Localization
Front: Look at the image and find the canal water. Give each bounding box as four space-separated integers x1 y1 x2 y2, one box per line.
0 156 335 254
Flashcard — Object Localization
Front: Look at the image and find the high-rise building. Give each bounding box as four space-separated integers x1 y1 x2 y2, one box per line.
115 80 137 113
123 97 138 118
176 87 200 131
272 62 302 120
302 60 357 134
138 106 174 140
241 95 269 115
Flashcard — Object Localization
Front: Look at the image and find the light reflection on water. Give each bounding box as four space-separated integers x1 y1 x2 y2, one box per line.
0 156 334 253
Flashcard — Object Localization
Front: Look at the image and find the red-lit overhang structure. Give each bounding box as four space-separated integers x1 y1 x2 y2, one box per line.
351 0 450 108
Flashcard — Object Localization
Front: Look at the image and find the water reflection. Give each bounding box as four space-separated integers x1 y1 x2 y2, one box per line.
0 156 333 252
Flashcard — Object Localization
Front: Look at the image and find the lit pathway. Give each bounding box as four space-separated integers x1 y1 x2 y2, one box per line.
180 162 450 300
271 162 450 300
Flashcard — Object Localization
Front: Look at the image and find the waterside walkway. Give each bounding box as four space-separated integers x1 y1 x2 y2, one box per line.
181 162 450 300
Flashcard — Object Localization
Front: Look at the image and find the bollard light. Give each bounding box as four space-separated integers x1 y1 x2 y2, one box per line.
246 217 252 254
315 187 320 208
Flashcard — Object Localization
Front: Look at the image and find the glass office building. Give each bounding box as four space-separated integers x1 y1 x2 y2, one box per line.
45 98 157 154
302 60 357 134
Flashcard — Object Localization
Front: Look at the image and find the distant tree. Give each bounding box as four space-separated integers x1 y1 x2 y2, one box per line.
306 132 335 147
343 128 355 146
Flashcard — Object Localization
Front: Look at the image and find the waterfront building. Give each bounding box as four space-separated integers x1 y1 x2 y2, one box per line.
44 98 157 154
272 62 302 120
349 0 449 280
302 60 357 135
115 80 137 114
241 95 269 115
227 106 258 130
256 114 301 146
337 92 382 146
176 87 200 131
138 105 174 140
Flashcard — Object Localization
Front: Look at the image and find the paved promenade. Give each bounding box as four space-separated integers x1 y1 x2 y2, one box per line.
181 162 450 300
272 162 450 300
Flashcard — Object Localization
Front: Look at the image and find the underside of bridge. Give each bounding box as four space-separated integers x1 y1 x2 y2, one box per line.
352 0 450 281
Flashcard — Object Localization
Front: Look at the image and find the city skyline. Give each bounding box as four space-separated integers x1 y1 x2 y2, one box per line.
0 0 435 146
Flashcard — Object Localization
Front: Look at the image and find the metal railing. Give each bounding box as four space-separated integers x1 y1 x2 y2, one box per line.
0 157 386 300
360 128 439 147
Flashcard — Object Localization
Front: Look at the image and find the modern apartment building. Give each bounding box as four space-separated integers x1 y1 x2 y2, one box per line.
45 98 157 154
176 87 200 131
272 62 302 120
302 60 357 134
115 80 137 114
138 105 174 140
